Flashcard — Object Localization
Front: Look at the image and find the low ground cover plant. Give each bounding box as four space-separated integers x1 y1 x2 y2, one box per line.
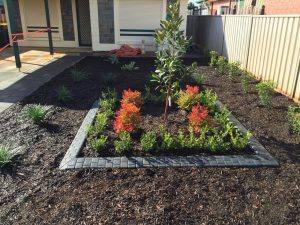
288 105 300 134
0 145 12 167
114 131 131 154
216 56 227 75
70 68 88 83
24 104 47 124
57 85 73 102
105 55 119 64
228 61 241 81
256 81 275 106
121 62 139 71
140 131 157 152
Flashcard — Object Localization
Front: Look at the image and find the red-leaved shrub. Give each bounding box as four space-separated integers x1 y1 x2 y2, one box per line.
114 102 141 133
188 103 208 133
121 89 144 108
186 85 199 95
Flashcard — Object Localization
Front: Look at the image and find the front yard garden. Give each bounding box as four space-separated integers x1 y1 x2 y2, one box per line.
0 2 299 224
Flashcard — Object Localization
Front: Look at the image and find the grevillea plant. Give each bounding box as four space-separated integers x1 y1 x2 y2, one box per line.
188 103 209 133
121 89 144 108
151 1 190 120
176 85 201 110
114 102 141 133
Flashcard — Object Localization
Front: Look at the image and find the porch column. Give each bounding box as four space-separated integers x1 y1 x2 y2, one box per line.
6 0 21 69
44 0 54 55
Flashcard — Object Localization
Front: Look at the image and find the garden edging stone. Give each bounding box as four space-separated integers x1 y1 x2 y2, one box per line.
59 100 279 169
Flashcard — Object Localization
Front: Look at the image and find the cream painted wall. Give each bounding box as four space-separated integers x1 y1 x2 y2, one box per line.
91 0 188 51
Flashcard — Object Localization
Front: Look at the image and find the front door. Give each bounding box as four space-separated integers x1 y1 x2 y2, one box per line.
76 0 92 46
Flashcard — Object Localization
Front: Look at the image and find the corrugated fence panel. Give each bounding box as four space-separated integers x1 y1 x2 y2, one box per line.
187 15 300 102
222 15 252 67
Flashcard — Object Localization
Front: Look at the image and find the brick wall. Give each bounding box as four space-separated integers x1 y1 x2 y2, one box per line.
264 0 300 15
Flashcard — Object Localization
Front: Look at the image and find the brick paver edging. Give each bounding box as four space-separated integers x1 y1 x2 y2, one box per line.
59 101 279 169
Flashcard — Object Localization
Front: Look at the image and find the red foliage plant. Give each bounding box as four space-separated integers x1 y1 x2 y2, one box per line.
188 103 209 133
121 89 144 108
185 85 199 95
114 102 141 133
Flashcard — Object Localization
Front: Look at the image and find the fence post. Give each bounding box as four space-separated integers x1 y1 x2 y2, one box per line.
221 15 227 55
245 15 254 69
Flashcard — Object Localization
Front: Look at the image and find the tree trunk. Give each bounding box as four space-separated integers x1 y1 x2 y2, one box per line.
164 94 169 120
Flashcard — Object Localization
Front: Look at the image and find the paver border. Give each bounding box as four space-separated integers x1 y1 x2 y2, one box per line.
59 101 279 169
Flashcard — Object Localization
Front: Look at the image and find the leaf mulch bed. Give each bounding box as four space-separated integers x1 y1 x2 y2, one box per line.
0 57 299 224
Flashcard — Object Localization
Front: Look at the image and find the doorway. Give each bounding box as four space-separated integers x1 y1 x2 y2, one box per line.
76 0 92 46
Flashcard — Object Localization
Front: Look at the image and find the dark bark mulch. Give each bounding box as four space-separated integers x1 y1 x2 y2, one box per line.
0 57 299 225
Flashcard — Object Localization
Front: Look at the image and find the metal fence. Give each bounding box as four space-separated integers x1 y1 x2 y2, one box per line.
187 15 300 102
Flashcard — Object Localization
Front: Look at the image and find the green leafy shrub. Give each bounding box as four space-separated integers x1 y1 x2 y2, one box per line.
24 104 46 124
230 130 252 151
88 135 108 152
228 61 241 81
88 112 108 136
216 56 227 75
288 105 300 134
140 131 157 152
105 55 119 64
176 130 186 149
214 106 231 128
57 85 73 102
121 62 139 71
192 73 207 86
0 145 12 167
114 131 131 154
205 130 230 153
240 70 252 94
70 68 87 83
256 81 274 106
99 88 117 115
200 89 218 113
209 50 218 67
161 132 175 150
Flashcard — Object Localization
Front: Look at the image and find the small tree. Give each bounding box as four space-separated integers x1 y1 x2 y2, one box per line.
151 1 190 120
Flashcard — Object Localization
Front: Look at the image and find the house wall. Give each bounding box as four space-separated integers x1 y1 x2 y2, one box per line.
264 0 300 15
4 0 79 48
90 0 188 51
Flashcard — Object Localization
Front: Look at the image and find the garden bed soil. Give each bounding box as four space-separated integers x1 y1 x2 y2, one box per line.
0 56 299 224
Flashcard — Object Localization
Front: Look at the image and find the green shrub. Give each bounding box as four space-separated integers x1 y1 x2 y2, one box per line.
256 81 274 106
88 135 108 152
105 55 119 64
176 130 186 149
57 85 73 102
230 130 252 151
121 62 139 71
192 73 207 86
161 132 175 150
200 89 218 114
70 68 87 83
205 130 230 153
99 88 117 115
209 51 218 67
140 131 157 152
176 85 201 110
216 56 227 75
24 104 46 124
0 145 12 167
240 70 251 94
88 112 108 136
228 61 241 81
214 106 231 128
114 131 131 154
288 105 300 134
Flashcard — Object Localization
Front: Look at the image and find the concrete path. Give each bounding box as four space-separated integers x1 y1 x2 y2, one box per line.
0 49 83 113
